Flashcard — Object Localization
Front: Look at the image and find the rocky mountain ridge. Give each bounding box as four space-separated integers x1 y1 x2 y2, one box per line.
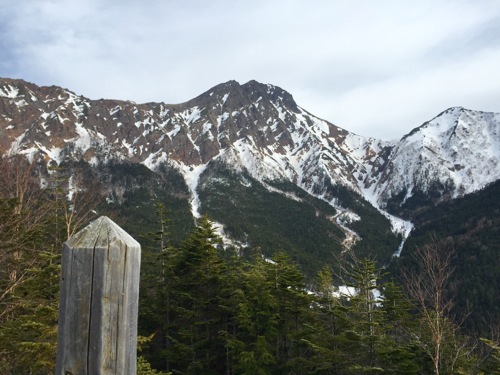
370 106 500 207
1 77 499 249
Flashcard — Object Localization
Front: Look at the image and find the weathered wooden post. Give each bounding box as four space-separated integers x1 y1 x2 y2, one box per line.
55 216 141 375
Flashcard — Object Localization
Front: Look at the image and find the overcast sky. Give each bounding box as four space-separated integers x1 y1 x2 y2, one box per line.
1 0 500 140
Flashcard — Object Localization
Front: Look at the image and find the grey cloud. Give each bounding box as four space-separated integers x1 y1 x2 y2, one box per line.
426 16 500 63
1 0 500 140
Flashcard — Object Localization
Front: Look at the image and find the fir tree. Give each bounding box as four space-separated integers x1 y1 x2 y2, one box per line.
377 280 420 374
480 338 500 374
0 246 60 374
337 258 387 374
311 265 351 374
170 215 225 374
139 203 179 372
226 250 278 375
266 251 317 374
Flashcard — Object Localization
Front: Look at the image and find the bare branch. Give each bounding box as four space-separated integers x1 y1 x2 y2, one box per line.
402 234 459 375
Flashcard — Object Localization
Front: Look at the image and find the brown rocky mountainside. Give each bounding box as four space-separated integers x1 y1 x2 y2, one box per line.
0 77 386 198
1 76 499 213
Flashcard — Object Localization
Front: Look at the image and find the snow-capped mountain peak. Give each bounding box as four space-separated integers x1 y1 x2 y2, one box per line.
371 106 500 207
1 77 499 218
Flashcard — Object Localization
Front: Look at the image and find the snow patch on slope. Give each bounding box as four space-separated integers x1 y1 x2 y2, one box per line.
0 85 19 98
178 163 208 218
361 179 413 258
211 219 249 251
374 108 500 206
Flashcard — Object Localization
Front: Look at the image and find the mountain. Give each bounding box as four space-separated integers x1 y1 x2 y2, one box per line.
3 78 499 206
1 77 500 330
0 78 407 262
376 107 500 208
0 78 376 191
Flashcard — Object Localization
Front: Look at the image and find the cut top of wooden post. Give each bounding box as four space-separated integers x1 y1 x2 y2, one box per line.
66 216 140 251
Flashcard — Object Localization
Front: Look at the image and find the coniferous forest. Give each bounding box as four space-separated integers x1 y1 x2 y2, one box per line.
0 155 499 375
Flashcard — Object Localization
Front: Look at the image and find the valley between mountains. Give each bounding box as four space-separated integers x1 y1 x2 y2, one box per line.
1 76 500 332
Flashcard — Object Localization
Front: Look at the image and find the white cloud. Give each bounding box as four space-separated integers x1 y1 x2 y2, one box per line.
1 0 500 139
299 48 500 139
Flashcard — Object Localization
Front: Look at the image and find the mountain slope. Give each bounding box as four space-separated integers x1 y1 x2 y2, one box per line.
387 179 500 334
1 77 500 272
0 78 383 199
372 107 500 208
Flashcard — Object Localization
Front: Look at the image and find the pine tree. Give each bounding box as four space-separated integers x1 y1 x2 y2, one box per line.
339 258 387 374
170 215 225 374
480 338 500 374
0 246 60 374
225 250 278 375
311 265 351 374
377 280 420 374
217 248 247 375
137 333 172 375
138 203 179 372
0 188 57 373
266 251 317 374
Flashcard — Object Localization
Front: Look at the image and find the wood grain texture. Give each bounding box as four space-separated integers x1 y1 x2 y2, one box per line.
56 216 141 375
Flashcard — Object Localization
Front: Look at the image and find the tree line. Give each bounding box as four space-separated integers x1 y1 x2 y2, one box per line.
137 204 493 375
0 155 498 374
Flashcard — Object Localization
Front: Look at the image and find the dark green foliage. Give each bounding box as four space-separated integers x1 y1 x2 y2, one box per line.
139 209 481 374
98 161 195 247
390 180 500 335
480 338 500 374
171 216 226 374
137 355 171 375
0 196 60 373
138 204 180 373
198 162 345 280
221 251 279 375
0 248 60 374
385 180 456 217
323 182 401 266
343 259 388 371
0 180 482 374
0 154 492 374
378 281 421 374
264 179 337 216
307 259 421 374
265 251 318 374
380 279 416 344
61 158 399 290
139 215 227 374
